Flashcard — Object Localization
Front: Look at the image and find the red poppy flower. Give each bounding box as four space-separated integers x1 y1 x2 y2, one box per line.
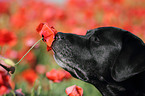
46 69 66 83
0 29 17 46
0 1 9 14
55 9 66 20
64 70 72 79
10 8 26 29
0 70 11 95
42 7 56 21
22 69 38 84
65 85 83 96
46 69 71 83
36 23 57 51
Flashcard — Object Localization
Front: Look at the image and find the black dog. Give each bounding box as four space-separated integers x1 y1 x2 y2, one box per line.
52 27 145 96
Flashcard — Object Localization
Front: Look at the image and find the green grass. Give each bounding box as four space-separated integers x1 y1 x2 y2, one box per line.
7 43 102 96
10 78 102 96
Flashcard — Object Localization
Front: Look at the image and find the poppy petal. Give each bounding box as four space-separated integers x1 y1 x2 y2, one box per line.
36 23 57 50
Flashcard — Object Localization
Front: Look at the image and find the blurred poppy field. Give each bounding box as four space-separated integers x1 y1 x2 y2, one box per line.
0 0 145 96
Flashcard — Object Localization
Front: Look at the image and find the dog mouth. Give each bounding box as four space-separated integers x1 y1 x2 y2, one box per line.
72 68 89 81
52 32 89 81
54 54 89 81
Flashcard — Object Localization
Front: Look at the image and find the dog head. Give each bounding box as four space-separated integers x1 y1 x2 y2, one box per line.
52 27 145 84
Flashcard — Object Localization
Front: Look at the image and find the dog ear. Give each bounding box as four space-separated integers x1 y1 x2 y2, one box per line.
111 31 145 82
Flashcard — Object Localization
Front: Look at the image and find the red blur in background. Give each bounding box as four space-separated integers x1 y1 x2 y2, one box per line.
0 0 145 95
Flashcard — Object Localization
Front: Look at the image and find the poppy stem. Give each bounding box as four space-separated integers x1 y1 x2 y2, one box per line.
11 90 16 96
15 38 43 65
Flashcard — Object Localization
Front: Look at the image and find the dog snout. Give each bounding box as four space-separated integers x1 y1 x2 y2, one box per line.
55 32 65 40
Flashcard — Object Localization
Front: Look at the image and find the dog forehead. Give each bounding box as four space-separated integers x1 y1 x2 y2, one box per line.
86 28 99 36
85 27 117 38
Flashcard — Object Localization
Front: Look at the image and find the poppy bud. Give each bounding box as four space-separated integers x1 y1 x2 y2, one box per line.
3 58 15 66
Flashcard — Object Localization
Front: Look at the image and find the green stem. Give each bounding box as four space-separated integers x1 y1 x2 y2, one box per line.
11 90 16 96
31 79 38 96
15 38 43 65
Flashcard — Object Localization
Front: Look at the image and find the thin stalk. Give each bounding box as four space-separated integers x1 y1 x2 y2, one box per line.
11 90 16 96
15 38 43 65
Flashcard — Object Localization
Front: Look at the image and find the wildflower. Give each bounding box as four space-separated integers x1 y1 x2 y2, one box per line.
0 29 17 46
10 8 26 28
36 23 57 51
65 85 83 96
0 1 9 14
46 69 65 83
0 70 11 95
46 69 71 83
0 56 15 74
64 70 72 79
22 69 38 84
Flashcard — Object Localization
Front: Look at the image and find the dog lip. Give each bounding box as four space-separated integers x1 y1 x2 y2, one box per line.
54 54 89 81
73 68 89 81
51 34 60 50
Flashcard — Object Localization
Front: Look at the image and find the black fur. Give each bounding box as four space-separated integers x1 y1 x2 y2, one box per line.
52 27 145 96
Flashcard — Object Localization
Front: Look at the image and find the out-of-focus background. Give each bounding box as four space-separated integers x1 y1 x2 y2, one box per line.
0 0 145 96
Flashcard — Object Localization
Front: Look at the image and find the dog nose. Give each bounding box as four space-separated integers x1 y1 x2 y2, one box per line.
55 32 65 40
